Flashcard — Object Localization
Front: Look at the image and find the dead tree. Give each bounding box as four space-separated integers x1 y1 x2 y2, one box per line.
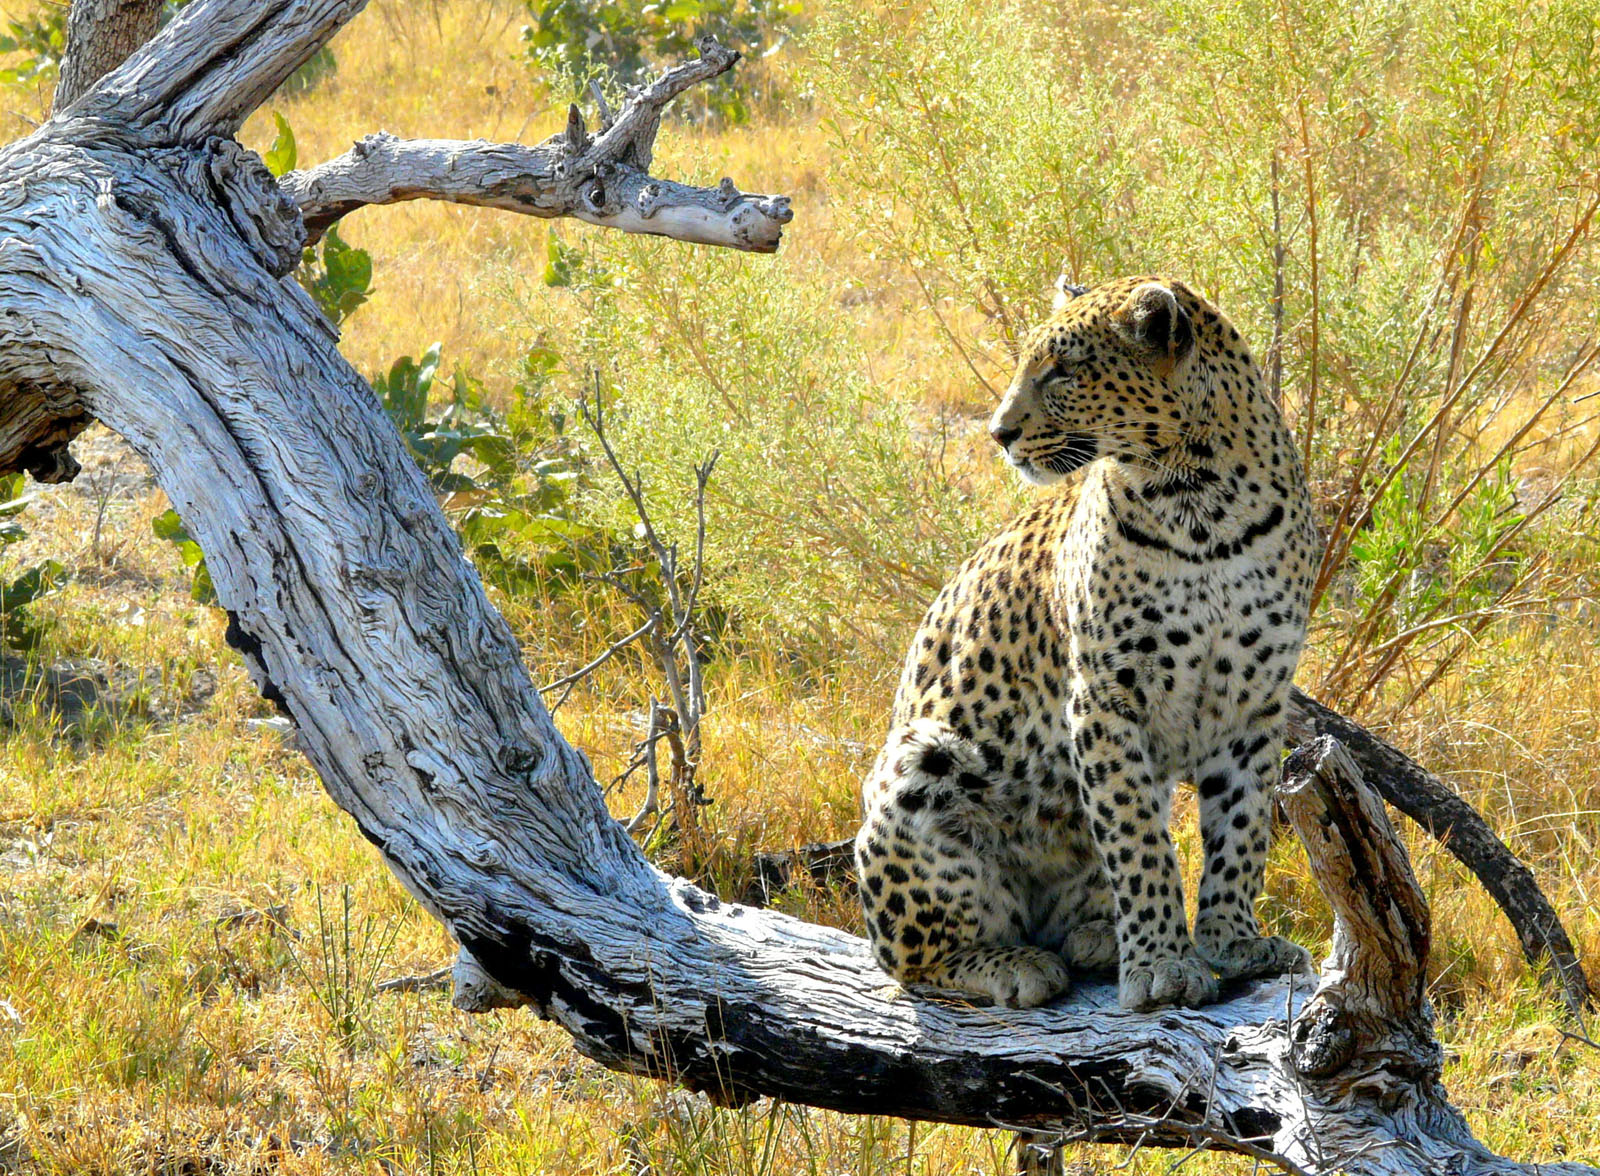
0 2 1592 1171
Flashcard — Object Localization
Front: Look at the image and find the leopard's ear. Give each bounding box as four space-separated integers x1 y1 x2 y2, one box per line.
1051 267 1087 313
1110 281 1194 363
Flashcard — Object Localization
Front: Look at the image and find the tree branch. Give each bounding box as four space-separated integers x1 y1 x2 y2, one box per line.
54 0 162 111
70 0 367 141
1286 687 1592 1012
742 688 1593 1018
0 379 89 483
281 40 792 252
1279 738 1438 1093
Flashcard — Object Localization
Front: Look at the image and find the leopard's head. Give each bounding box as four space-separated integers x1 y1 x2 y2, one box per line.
989 276 1203 485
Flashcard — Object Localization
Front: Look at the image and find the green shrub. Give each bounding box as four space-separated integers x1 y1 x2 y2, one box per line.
0 9 65 87
151 508 214 605
521 0 802 124
530 234 1005 667
297 227 372 327
0 474 67 650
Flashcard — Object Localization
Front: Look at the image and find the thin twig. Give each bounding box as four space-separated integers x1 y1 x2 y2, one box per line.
540 615 658 714
1267 151 1285 408
376 965 452 993
576 373 718 849
624 700 668 835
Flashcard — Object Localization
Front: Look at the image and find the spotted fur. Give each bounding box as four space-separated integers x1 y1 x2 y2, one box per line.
855 277 1318 1011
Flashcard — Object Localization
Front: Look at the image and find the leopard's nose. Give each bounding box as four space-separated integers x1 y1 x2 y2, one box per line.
990 424 1022 448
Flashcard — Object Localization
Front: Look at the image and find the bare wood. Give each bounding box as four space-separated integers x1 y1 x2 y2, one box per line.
0 8 794 488
0 136 1583 1168
281 41 792 252
54 0 162 111
1279 738 1436 1094
0 4 1591 1171
0 382 88 483
1287 687 1592 1011
283 132 791 252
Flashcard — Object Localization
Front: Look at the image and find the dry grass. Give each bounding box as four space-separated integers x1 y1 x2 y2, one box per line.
2 0 1600 1172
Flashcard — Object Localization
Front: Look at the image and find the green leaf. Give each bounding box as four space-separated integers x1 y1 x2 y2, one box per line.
152 508 192 544
297 225 372 327
464 433 517 481
0 559 65 613
189 559 216 605
322 228 372 297
264 111 298 177
153 508 213 602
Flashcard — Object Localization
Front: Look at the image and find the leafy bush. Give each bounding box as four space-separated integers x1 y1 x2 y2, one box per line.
373 344 519 494
262 115 371 329
280 46 336 97
297 228 372 326
529 232 1003 667
0 10 65 87
0 474 67 651
521 0 802 123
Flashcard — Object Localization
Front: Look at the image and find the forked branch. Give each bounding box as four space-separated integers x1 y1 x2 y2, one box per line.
1287 687 1591 1012
0 6 792 484
0 4 1589 1171
744 688 1593 1019
1279 738 1438 1095
72 0 367 141
282 38 792 252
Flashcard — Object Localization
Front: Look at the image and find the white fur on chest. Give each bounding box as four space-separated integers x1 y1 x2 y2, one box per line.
1064 541 1303 782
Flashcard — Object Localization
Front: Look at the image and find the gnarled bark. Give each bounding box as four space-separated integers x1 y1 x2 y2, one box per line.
54 0 161 110
1287 688 1591 1013
0 2 1589 1172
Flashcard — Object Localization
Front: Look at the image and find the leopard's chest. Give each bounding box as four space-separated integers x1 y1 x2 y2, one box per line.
1063 541 1307 778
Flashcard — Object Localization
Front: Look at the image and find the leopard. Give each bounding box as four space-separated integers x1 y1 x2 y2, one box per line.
855 275 1319 1012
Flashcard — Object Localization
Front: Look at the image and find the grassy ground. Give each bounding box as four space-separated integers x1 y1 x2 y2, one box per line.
3 0 1600 1172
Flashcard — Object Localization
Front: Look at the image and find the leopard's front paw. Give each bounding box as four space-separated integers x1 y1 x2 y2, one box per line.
990 947 1072 1009
1065 918 1118 971
1118 951 1217 1011
1196 932 1312 981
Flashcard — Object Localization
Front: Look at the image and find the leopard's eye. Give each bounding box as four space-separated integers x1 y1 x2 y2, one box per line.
1041 362 1080 387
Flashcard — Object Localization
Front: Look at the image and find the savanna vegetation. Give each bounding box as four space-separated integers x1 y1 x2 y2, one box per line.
2 0 1600 1171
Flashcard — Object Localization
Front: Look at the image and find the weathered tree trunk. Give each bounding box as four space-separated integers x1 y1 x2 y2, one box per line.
0 2 1590 1172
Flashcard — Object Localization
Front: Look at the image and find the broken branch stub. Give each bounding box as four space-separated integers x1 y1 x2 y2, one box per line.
8 6 793 489
737 687 1593 1021
1288 687 1591 1012
1278 737 1440 1098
